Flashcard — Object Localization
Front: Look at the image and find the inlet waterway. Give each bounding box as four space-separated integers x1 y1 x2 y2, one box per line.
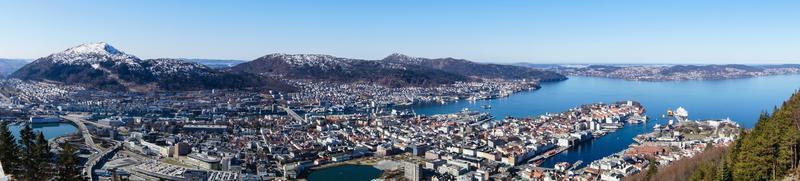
412 75 800 168
8 122 78 140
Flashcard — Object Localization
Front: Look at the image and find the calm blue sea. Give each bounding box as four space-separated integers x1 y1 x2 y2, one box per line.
412 75 800 168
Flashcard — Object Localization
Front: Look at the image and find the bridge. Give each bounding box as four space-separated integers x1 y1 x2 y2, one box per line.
0 93 10 103
281 106 307 122
60 115 117 181
61 115 100 151
63 114 111 129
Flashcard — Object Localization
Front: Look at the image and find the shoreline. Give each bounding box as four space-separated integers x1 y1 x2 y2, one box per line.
299 154 416 180
298 156 384 180
564 73 800 82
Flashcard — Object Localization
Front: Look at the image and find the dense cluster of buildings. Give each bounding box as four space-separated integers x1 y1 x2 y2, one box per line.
287 79 539 113
0 77 743 181
0 78 550 180
145 100 640 180
0 79 83 115
518 109 740 181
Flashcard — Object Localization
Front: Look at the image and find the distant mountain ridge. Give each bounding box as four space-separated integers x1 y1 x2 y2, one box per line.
230 53 472 87
230 53 566 87
0 58 31 78
7 42 567 91
382 53 567 81
10 42 291 91
518 63 800 81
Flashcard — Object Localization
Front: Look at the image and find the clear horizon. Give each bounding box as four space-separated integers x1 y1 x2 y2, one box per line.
1 1 799 64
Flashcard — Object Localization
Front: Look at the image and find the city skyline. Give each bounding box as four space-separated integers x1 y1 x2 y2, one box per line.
2 1 800 180
1 0 799 64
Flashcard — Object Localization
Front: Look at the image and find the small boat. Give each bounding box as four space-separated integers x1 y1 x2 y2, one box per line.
532 159 545 166
482 105 492 109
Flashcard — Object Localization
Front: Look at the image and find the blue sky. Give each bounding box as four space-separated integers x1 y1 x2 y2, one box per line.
1 1 798 64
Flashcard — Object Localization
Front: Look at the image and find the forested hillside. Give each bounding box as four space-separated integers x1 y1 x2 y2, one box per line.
627 90 800 181
721 90 800 180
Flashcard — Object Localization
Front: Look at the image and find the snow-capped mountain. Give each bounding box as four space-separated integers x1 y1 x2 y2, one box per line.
11 42 292 91
8 42 564 90
257 53 360 71
142 58 211 77
381 53 567 81
231 52 567 86
230 53 470 87
45 42 141 66
383 53 425 64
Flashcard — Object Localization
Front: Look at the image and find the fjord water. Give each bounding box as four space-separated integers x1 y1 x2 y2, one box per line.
9 123 78 140
413 75 800 168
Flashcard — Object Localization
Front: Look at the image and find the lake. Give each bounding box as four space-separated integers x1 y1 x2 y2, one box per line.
8 122 78 141
306 165 383 181
412 75 800 168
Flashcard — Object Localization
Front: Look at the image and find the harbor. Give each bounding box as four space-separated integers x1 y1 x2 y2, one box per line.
414 75 800 170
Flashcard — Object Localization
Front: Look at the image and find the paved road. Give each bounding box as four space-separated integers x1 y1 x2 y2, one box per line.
281 106 307 122
61 115 117 181
86 143 120 181
64 115 111 129
0 93 10 103
61 115 99 151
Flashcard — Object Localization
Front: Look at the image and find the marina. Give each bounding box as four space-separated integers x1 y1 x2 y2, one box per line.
413 75 800 168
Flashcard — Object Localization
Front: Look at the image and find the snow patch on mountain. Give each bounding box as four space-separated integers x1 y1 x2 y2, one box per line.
384 53 425 64
45 42 141 66
27 42 218 78
144 59 210 76
259 53 357 70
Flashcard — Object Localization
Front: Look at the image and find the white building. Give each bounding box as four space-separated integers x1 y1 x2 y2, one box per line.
674 107 689 122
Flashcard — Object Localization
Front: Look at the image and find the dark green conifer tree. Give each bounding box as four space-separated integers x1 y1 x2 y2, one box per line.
56 143 81 181
0 122 19 174
646 158 658 180
33 132 52 180
17 125 37 180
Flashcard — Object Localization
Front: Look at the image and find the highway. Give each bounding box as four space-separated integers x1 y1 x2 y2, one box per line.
281 106 307 122
0 93 10 103
61 115 100 151
61 115 117 181
86 143 121 181
64 115 111 129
